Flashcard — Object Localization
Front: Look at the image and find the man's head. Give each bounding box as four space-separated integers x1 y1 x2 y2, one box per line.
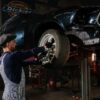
0 34 16 51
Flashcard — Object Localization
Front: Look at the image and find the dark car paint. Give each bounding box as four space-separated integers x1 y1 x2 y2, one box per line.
0 13 45 48
31 6 100 45
1 6 100 48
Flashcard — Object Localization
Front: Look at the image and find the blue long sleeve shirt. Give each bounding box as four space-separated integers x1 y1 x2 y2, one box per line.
0 47 45 84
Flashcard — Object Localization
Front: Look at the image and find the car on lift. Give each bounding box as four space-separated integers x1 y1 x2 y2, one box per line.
1 6 100 67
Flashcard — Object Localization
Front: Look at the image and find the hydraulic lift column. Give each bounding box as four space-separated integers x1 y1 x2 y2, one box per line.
81 50 91 100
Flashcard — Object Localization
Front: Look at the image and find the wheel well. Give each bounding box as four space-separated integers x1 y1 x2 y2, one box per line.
33 22 65 45
67 35 84 61
67 34 84 46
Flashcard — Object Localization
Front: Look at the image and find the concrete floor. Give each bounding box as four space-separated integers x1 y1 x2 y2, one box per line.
0 85 100 100
25 85 81 100
26 85 100 100
0 84 81 100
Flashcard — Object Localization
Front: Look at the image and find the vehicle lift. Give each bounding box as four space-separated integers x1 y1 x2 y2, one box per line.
81 47 96 100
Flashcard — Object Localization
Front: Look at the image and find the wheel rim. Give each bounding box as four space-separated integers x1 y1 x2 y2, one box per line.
38 33 57 61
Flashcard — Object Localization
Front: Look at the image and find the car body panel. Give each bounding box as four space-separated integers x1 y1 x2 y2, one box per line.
1 6 100 47
31 6 100 46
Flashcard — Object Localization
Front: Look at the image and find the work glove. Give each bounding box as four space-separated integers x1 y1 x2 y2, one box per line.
31 46 47 56
45 42 53 48
38 47 55 65
37 41 54 57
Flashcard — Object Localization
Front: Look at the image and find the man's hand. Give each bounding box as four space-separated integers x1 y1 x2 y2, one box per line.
45 41 53 48
38 48 55 65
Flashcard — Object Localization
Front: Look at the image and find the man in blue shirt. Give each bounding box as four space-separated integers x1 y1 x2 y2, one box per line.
0 33 46 100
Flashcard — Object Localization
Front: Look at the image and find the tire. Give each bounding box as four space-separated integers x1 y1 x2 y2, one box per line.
38 29 70 67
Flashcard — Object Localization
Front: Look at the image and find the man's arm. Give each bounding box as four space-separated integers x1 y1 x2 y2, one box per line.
12 47 46 60
22 57 42 66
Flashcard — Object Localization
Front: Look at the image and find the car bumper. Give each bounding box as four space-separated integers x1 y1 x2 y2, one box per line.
83 38 100 46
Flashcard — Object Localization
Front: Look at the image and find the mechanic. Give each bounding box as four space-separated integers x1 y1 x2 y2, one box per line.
0 33 47 100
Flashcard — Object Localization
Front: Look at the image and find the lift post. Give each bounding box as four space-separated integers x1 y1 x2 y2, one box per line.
81 50 91 100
